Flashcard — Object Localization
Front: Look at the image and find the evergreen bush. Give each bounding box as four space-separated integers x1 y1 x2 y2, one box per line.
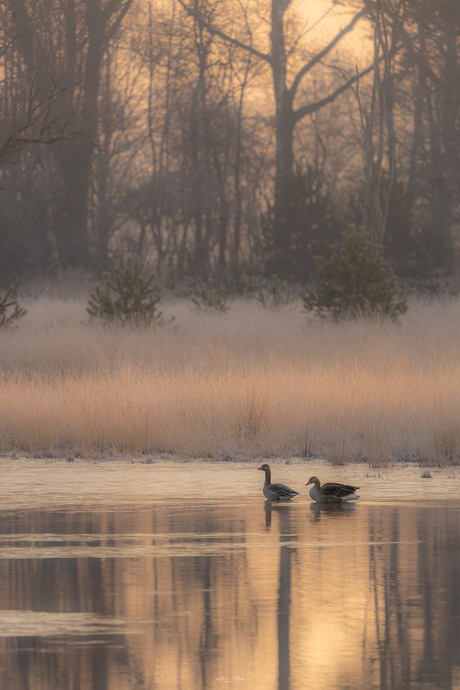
255 274 295 310
87 259 163 326
192 278 231 313
0 286 27 327
301 225 408 321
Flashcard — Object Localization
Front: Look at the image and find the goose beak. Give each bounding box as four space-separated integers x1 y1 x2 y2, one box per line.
257 466 263 471
306 480 312 486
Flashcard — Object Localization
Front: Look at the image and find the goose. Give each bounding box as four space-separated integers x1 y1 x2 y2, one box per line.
306 476 360 503
257 464 299 502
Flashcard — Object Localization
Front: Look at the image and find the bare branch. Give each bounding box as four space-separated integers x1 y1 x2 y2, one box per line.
293 61 375 123
105 0 135 44
289 7 367 99
0 65 87 167
177 0 271 63
0 34 17 60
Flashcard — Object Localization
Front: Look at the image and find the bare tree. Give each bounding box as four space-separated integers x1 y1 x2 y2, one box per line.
178 0 374 269
119 0 267 283
3 0 135 272
355 0 406 245
396 0 460 271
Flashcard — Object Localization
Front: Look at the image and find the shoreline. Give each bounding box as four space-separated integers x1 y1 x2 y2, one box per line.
1 457 459 509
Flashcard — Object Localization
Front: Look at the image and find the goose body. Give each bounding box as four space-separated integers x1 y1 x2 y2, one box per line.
257 464 299 502
306 476 360 503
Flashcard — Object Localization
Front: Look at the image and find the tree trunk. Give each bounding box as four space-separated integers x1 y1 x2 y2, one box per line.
362 0 401 246
407 17 426 206
55 143 92 270
53 1 105 271
270 0 295 266
271 0 294 179
53 0 134 273
442 24 460 200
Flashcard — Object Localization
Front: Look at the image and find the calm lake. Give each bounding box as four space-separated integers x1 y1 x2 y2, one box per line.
0 497 459 690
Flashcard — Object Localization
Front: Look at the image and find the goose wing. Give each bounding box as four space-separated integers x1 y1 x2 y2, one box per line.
270 483 299 498
321 482 360 499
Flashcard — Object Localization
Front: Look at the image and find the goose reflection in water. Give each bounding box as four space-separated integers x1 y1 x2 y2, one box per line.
309 501 358 521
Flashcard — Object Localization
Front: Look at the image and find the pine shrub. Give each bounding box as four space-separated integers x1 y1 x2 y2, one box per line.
87 259 163 326
255 274 295 310
301 225 408 321
192 278 231 313
0 286 27 327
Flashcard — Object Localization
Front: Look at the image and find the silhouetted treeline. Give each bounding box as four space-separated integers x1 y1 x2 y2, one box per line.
0 0 459 287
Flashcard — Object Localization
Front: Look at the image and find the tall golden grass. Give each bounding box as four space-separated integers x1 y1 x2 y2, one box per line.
1 296 460 465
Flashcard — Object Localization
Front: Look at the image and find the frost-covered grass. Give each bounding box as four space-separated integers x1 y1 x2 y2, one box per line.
1 295 460 466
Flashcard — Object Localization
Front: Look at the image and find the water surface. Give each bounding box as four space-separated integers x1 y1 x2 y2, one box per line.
0 498 459 689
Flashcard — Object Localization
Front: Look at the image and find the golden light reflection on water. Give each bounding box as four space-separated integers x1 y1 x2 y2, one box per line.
0 498 459 689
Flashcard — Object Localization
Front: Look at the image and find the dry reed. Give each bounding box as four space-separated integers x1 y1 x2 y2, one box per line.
1 296 460 466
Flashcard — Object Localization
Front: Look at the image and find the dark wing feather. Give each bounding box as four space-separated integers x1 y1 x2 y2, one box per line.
321 482 360 498
270 483 299 497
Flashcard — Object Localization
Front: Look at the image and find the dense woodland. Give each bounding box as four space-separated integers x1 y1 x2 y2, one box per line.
0 0 459 290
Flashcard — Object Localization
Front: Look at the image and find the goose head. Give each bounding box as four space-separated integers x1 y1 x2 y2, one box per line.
257 464 271 472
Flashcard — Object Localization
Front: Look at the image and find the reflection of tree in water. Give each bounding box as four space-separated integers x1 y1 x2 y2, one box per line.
199 556 215 689
0 503 262 689
416 511 460 689
3 502 460 689
277 508 292 690
368 507 411 689
0 510 121 690
367 505 460 690
262 501 296 688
